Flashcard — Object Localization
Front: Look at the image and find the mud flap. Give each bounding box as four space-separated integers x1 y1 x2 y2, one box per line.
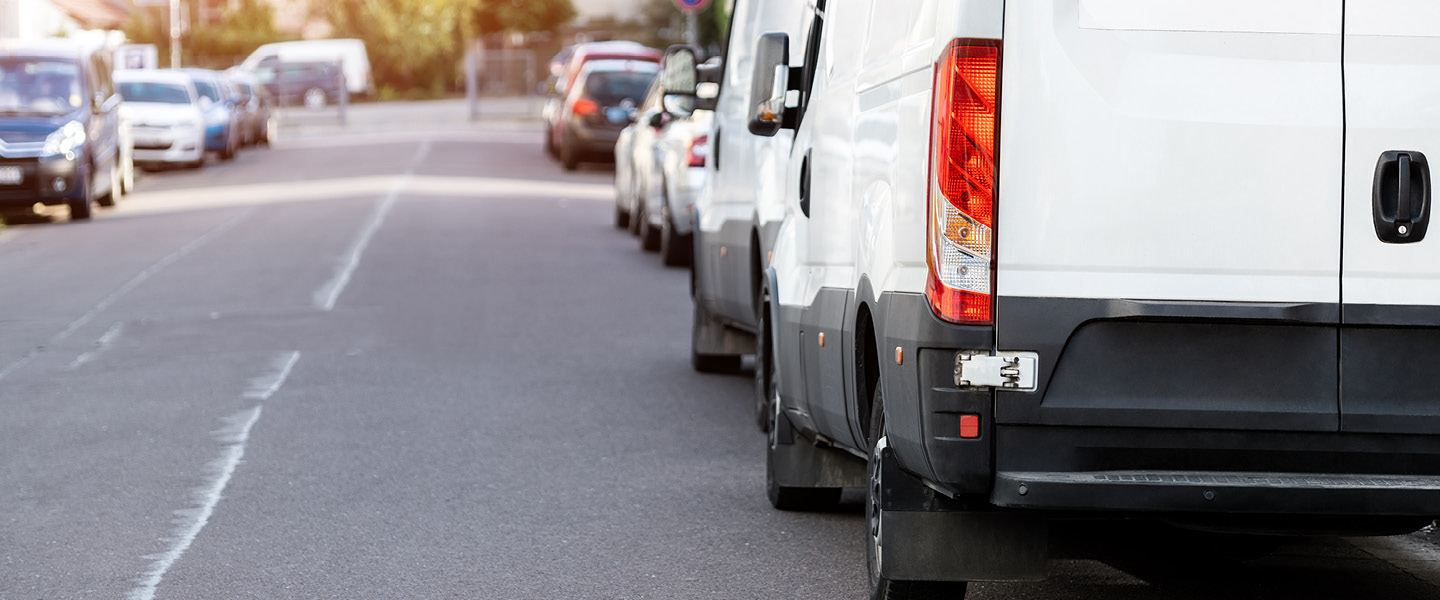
693 303 756 356
772 411 866 488
878 446 1048 582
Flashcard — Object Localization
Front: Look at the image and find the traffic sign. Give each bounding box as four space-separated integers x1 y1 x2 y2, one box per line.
672 0 711 13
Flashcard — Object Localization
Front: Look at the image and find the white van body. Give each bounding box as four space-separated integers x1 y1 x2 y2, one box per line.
240 39 373 96
687 0 809 374
753 0 1440 595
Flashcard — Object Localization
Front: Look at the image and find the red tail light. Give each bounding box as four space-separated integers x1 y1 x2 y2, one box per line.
926 39 1000 326
572 97 599 116
687 135 709 167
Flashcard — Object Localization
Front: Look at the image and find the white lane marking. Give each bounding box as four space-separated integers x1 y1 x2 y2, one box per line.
313 139 432 311
1348 534 1440 587
242 351 301 400
66 321 125 370
127 405 263 600
0 209 252 383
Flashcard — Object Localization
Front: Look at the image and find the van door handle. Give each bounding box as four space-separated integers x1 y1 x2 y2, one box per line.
799 150 812 218
1373 150 1431 243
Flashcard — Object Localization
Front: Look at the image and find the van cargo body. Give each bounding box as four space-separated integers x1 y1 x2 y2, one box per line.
751 0 1440 593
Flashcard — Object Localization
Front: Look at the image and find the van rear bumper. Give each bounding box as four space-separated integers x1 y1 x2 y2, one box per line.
992 470 1440 516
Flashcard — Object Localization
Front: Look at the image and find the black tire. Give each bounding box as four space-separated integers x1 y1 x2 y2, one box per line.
561 143 580 171
68 196 92 221
755 284 776 433
639 207 660 252
544 127 557 158
96 163 118 208
660 206 691 267
866 391 969 600
614 202 630 229
691 303 743 374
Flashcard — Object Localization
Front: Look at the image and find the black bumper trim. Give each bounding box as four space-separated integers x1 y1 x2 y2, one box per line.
993 470 1440 516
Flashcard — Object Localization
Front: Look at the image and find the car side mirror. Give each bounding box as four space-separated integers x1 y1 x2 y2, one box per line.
748 33 794 137
662 45 699 96
647 111 666 129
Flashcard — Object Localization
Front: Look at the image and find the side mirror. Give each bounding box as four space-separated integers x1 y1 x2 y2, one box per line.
661 45 699 96
748 33 793 137
647 111 666 129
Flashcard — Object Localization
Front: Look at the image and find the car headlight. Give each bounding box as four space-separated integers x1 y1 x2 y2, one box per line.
42 121 86 158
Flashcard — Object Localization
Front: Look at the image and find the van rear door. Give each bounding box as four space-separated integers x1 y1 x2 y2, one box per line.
994 1 1345 431
1340 2 1440 434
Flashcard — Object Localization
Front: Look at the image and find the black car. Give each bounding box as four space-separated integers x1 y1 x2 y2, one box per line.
253 59 345 109
555 60 658 171
0 40 124 220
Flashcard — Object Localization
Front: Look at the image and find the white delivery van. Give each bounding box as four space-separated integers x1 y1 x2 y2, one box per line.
686 0 809 388
240 39 373 97
697 0 1440 597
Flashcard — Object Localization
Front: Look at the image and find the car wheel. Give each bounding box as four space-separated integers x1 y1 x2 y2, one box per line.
627 180 643 235
866 390 970 600
660 206 691 267
545 127 557 158
639 207 661 252
304 88 327 111
614 202 629 229
68 182 92 221
755 285 777 433
96 162 119 207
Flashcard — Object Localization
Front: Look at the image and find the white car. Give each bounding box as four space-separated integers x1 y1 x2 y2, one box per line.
615 75 713 267
114 70 206 169
712 0 1440 597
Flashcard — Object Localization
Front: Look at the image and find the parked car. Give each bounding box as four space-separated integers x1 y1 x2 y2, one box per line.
691 1 1440 598
544 41 660 159
114 70 206 169
0 39 124 220
253 60 345 110
554 59 657 171
686 0 809 376
176 69 241 161
619 57 715 266
240 39 373 98
225 69 275 146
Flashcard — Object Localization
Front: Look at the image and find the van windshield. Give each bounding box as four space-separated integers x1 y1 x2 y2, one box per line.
118 81 191 104
0 57 83 116
584 70 656 105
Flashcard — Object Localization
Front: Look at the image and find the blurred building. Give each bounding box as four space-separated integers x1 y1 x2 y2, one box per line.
0 0 127 38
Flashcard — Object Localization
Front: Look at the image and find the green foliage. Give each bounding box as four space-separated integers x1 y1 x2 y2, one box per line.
187 0 289 66
330 0 576 97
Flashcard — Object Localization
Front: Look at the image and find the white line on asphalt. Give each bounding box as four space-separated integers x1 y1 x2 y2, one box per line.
127 405 263 600
66 321 125 370
0 209 253 383
313 138 432 311
243 351 301 400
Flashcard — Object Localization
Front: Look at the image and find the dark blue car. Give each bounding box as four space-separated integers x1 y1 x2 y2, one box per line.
0 40 124 221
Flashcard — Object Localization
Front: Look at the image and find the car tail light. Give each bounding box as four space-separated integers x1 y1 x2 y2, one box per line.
926 39 1000 326
572 97 599 116
687 135 709 167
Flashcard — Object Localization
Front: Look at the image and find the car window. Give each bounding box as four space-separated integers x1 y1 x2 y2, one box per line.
117 81 191 104
191 78 221 102
0 57 83 116
584 70 656 105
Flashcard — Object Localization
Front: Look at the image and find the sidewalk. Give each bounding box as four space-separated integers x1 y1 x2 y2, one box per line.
276 96 545 137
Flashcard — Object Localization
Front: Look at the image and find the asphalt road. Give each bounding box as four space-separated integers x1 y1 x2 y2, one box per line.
2 104 1439 599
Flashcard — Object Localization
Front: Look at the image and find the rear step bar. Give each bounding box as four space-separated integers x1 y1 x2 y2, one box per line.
993 471 1440 515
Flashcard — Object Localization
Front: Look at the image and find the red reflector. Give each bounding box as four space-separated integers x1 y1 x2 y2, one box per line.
926 277 992 326
572 97 599 116
687 134 709 167
959 414 980 439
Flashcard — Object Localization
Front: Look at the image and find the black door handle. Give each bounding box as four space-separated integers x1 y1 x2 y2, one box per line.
1373 150 1430 243
799 150 812 218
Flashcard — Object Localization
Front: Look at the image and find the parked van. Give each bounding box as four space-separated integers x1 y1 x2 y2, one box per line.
0 39 125 221
686 0 808 385
691 1 1440 597
240 39 373 97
